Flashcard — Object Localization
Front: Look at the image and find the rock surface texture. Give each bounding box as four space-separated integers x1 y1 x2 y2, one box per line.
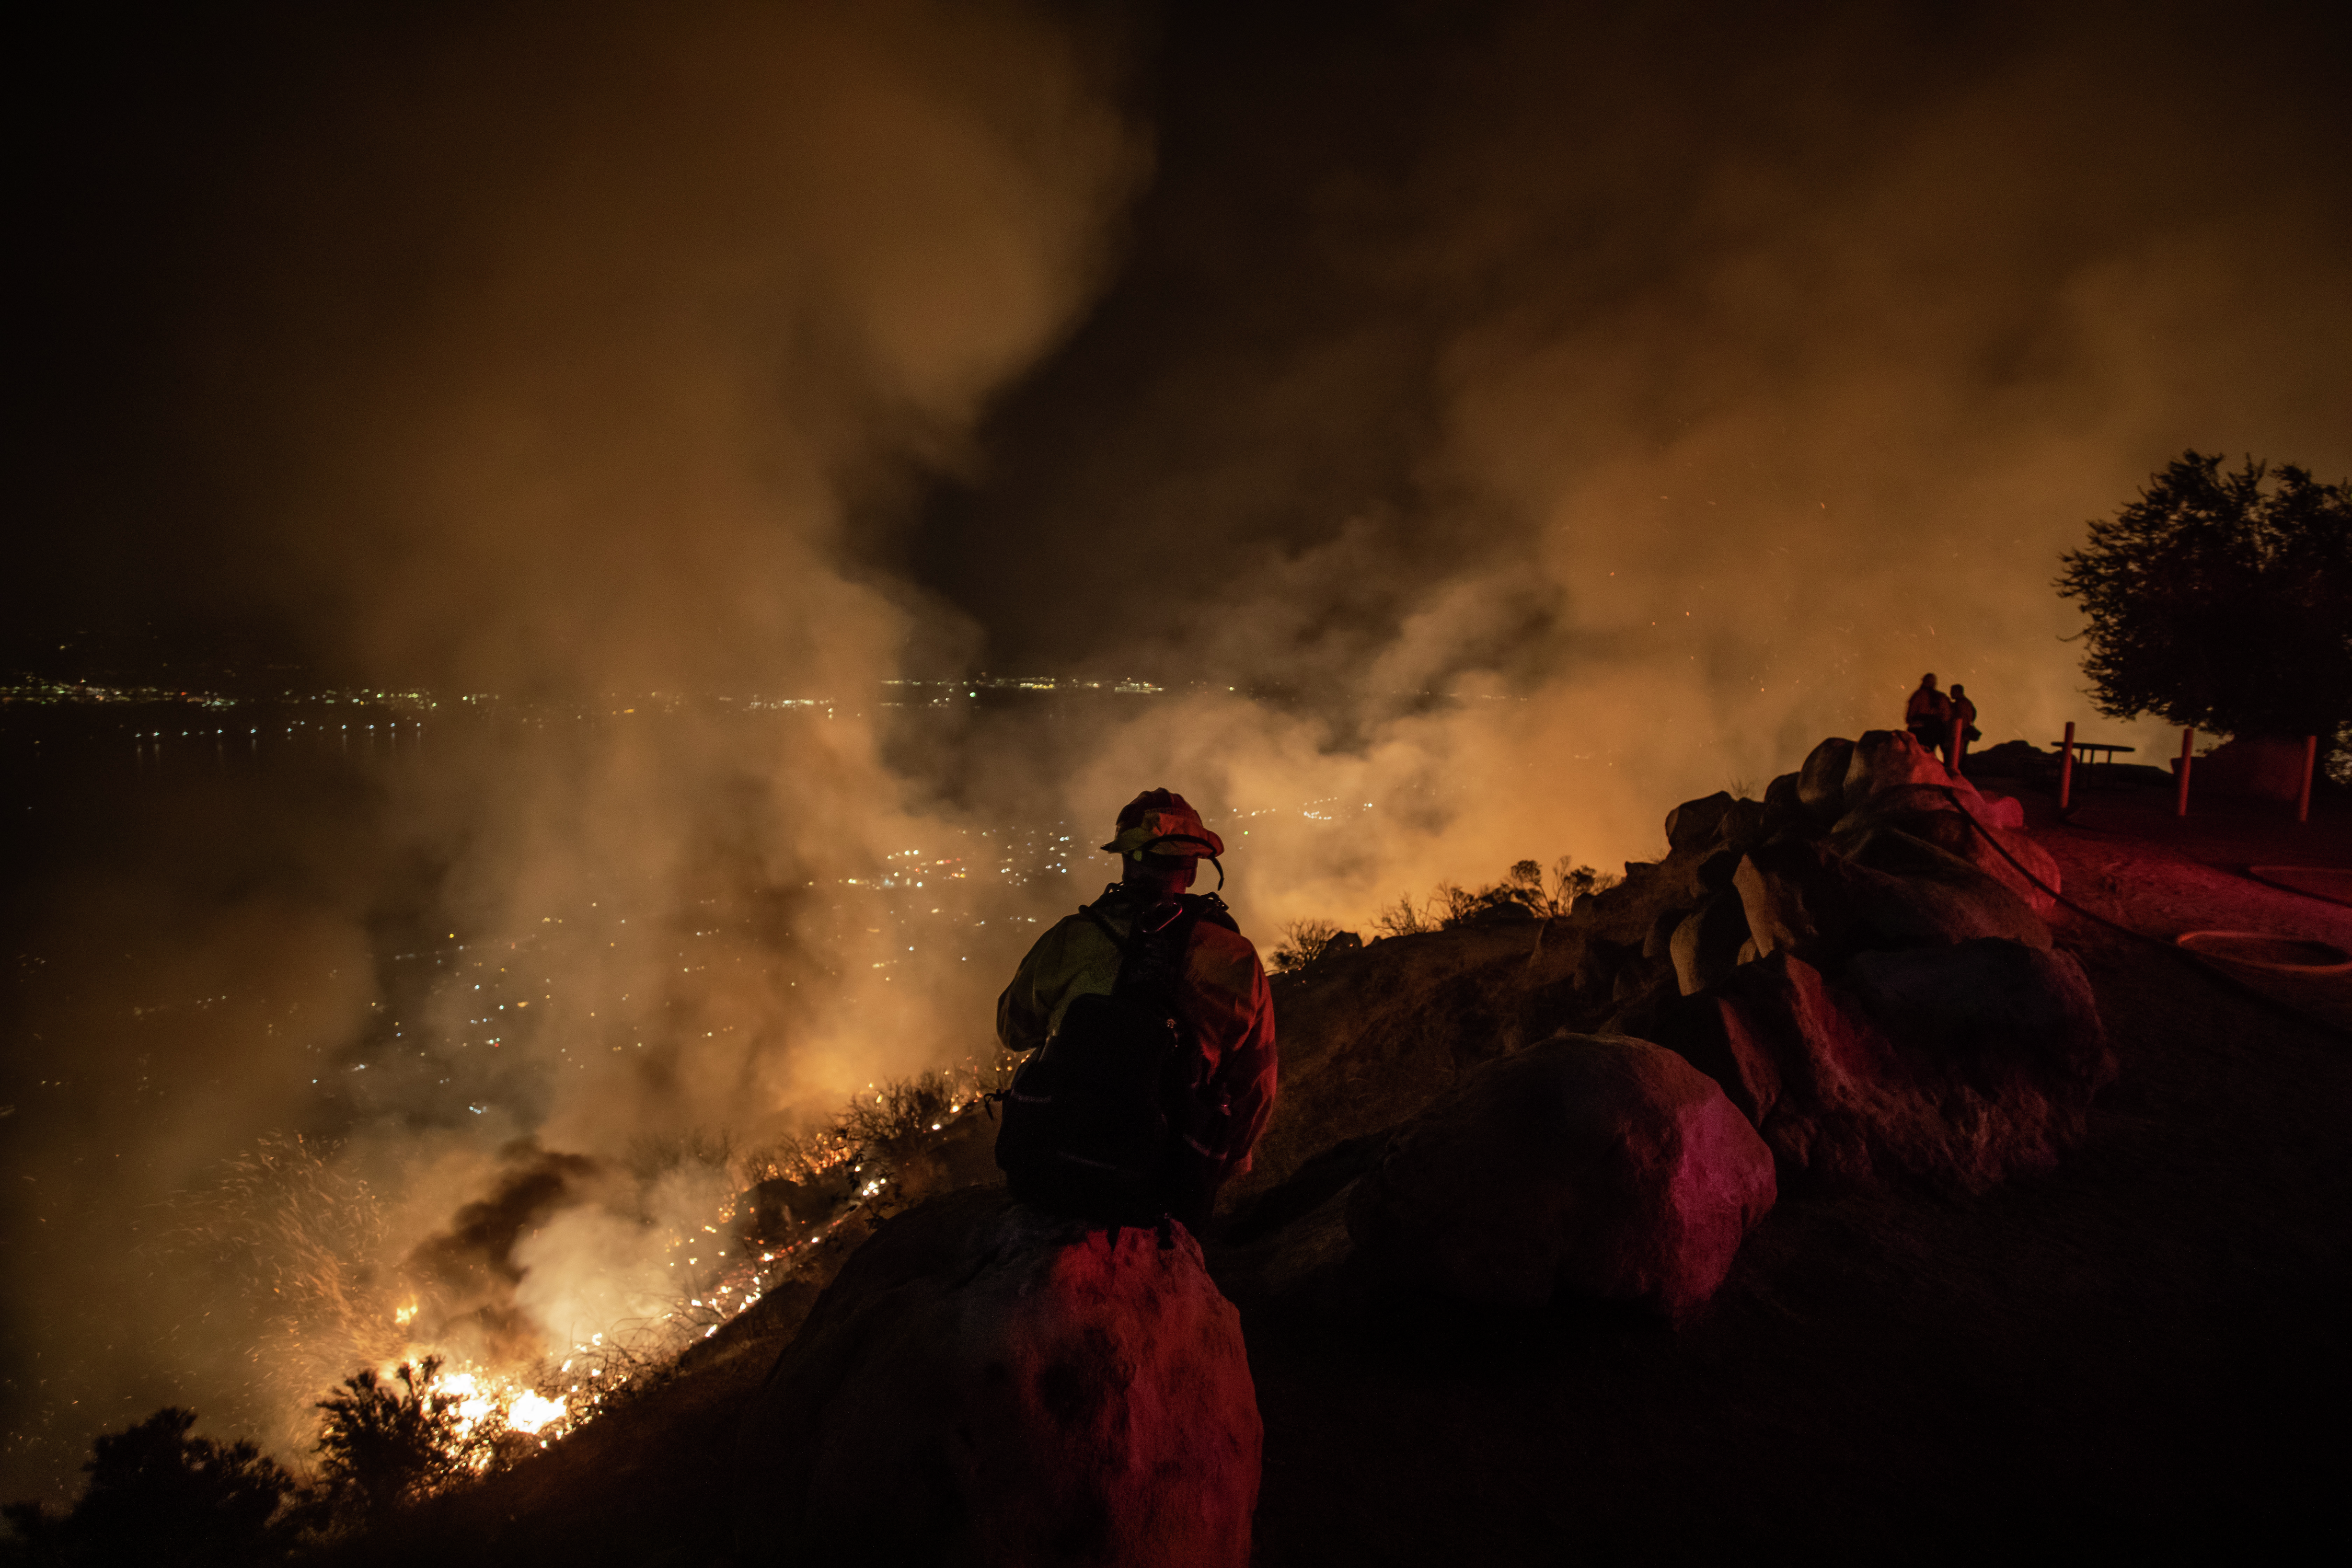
735 1187 1260 1568
1220 730 2109 1317
1633 731 2113 1189
1344 1034 1777 1318
1271 730 2111 1203
1659 941 2108 1187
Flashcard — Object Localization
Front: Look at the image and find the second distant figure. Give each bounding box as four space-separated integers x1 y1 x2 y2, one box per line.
1945 682 1979 768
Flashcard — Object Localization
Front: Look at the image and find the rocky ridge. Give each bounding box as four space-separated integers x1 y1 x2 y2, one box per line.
333 730 2132 1565
724 730 2113 1561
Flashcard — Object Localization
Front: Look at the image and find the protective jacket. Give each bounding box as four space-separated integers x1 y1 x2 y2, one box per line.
1904 685 1951 729
996 885 1278 1189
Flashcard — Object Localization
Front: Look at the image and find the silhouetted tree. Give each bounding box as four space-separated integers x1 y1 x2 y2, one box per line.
1 1407 303 1567
2058 452 2351 770
1371 893 1430 938
313 1358 500 1523
1271 917 1343 972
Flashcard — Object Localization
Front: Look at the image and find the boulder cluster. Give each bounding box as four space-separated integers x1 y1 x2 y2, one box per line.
1590 729 2113 1193
1232 729 2115 1328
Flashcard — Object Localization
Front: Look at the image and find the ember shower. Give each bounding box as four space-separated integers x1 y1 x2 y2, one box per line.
5 0 2347 1503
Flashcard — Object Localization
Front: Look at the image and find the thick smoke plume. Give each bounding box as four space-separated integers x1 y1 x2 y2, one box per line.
928 0 2350 930
6 0 1140 1496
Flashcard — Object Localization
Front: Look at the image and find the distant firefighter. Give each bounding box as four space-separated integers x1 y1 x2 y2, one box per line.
1904 673 1951 757
994 789 1277 1232
1946 682 1980 767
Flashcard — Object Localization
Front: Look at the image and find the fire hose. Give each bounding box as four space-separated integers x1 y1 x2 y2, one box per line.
1929 783 2352 1047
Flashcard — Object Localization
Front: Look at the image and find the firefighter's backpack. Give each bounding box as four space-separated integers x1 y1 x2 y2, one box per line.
994 897 1221 1221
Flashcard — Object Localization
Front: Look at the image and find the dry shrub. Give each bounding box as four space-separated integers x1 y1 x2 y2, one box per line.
1271 917 1343 972
737 1057 1010 1190
313 1357 504 1522
1370 854 1619 935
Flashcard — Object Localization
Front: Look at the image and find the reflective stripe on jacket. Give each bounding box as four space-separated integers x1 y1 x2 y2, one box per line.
996 887 1278 1179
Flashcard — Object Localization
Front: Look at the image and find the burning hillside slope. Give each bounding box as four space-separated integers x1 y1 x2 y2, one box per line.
105 732 2348 1563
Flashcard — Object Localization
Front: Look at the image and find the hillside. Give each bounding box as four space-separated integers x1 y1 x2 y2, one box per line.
325 744 2350 1564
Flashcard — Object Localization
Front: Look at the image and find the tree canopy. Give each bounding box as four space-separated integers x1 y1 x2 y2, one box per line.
2057 452 2351 763
1 1407 303 1566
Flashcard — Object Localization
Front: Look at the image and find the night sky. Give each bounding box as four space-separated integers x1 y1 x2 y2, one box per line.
17 1 2348 688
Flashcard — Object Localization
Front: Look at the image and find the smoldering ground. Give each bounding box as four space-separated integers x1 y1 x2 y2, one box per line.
6 0 2349 1501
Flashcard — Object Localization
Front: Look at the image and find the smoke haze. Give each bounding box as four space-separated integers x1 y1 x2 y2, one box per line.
6 0 1144 1495
6 0 2347 1498
924 0 2349 921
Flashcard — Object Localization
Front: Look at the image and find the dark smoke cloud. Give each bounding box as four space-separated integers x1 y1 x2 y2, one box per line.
404 1142 602 1362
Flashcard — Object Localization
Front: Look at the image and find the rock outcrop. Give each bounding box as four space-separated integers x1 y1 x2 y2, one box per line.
1658 941 2108 1188
1608 731 2112 1190
1344 1034 1776 1318
1249 729 2107 1218
735 1187 1260 1568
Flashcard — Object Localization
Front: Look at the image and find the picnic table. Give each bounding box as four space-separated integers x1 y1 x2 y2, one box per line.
2055 739 2136 782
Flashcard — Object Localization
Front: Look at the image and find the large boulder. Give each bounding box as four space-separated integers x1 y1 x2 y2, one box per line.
1840 802 2061 914
1733 833 2049 963
1344 1034 1776 1319
1977 792 2027 831
1669 890 1753 997
1797 736 1858 823
1653 992 1785 1130
1581 857 1702 951
1664 791 1767 856
735 1188 1261 1567
1851 780 2022 831
1843 940 2114 1168
1759 770 1806 837
1659 941 2113 1190
1834 826 2053 946
1841 728 1966 809
1670 952 1901 1183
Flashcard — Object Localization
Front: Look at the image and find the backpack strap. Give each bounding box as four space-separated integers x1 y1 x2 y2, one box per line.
1074 896 1212 1014
1183 891 1241 933
1116 903 1200 1009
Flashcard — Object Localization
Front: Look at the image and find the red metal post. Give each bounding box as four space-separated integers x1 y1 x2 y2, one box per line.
2298 734 2318 824
2175 727 2194 818
2058 721 2075 810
